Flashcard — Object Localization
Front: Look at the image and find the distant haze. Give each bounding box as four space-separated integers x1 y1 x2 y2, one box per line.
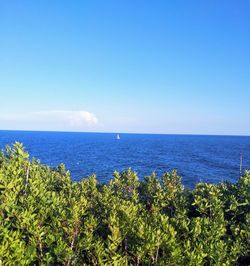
0 1 250 135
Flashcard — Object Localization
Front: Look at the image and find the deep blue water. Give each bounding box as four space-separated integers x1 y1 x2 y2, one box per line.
0 130 250 188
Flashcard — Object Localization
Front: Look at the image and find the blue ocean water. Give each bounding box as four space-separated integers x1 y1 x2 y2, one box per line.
0 130 250 188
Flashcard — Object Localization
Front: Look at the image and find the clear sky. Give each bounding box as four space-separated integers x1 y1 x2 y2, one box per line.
0 0 249 135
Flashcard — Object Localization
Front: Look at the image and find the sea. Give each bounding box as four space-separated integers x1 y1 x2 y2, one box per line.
0 130 250 189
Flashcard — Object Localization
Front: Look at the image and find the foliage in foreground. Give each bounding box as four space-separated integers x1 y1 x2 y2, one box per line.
0 143 249 266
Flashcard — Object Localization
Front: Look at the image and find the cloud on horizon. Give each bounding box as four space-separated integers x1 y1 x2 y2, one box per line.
0 110 99 130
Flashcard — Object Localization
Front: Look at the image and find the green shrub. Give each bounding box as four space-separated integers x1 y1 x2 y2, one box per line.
0 143 249 265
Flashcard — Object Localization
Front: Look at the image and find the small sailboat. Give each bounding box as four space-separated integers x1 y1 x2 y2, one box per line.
117 134 120 140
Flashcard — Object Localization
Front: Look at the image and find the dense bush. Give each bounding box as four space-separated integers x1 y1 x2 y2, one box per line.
0 142 249 265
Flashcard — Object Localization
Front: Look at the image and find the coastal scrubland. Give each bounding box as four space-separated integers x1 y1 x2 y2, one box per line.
0 143 249 265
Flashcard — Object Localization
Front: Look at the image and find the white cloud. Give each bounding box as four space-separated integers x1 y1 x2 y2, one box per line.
0 110 99 130
67 111 98 126
34 110 98 126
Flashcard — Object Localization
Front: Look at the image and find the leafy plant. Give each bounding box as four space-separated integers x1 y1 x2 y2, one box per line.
0 143 249 265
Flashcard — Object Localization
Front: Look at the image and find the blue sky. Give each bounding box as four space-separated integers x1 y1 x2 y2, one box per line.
0 0 249 135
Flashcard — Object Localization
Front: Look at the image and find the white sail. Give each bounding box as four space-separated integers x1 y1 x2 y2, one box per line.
117 134 120 140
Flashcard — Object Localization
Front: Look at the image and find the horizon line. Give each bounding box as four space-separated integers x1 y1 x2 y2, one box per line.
0 128 249 138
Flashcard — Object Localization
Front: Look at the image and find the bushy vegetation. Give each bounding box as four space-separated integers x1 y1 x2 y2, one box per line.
0 143 249 265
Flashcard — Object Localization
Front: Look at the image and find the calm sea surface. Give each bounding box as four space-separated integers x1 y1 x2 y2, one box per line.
0 130 250 188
